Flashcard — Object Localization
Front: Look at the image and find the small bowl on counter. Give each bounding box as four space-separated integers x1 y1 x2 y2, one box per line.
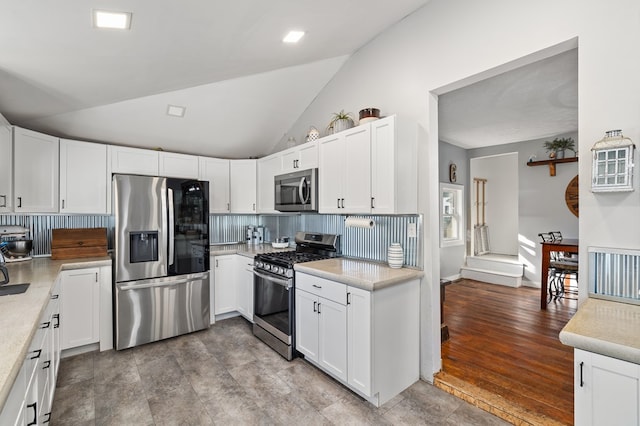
271 237 289 249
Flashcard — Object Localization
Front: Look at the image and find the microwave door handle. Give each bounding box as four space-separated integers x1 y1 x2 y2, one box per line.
168 188 175 267
299 177 310 205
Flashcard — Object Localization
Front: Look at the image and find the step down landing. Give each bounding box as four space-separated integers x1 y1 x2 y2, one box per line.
461 254 524 287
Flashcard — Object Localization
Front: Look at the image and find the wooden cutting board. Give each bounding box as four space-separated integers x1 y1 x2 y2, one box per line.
51 228 108 260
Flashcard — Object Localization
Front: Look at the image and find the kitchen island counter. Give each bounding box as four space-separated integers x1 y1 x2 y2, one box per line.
294 258 423 291
0 256 112 409
560 297 640 364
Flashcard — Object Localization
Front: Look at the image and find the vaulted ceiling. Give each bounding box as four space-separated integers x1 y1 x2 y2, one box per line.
0 1 430 158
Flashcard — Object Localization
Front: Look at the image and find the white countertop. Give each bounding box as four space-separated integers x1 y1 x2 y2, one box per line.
560 298 640 364
209 243 294 258
0 256 112 408
294 258 424 291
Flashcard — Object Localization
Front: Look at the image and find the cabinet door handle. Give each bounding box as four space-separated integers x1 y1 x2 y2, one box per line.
579 361 584 387
227 202 230 211
337 198 340 209
371 197 375 209
62 199 65 209
253 203 256 211
41 321 51 329
347 293 351 305
313 301 317 312
341 198 345 209
95 272 98 282
51 294 59 299
317 302 321 314
53 314 60 329
0 194 6 207
216 259 219 268
17 196 22 208
30 349 41 360
43 412 51 424
26 402 37 426
43 360 51 369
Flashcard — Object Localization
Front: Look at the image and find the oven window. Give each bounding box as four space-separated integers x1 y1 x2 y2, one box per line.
254 273 291 336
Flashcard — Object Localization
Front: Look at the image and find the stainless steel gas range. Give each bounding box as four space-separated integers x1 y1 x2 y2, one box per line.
253 232 340 360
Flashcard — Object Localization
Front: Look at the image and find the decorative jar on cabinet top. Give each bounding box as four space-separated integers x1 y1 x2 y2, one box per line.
387 243 403 268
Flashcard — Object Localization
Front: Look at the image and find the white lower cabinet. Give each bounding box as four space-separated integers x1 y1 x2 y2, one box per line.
236 257 254 322
0 281 61 426
60 268 100 350
295 272 419 407
213 255 237 315
574 348 640 426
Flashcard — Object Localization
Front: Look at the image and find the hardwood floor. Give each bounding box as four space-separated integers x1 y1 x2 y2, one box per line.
439 279 577 425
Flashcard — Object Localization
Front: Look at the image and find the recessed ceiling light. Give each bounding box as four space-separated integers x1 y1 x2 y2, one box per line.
167 105 186 118
93 10 132 30
283 30 305 43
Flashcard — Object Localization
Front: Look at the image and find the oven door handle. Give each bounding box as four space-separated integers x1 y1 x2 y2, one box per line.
254 269 292 289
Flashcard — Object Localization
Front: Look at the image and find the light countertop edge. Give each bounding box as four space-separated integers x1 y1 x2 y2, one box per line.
559 298 640 365
294 258 424 291
0 256 112 409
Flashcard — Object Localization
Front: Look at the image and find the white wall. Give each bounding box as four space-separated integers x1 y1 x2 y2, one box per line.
438 141 468 280
286 0 640 381
469 134 579 286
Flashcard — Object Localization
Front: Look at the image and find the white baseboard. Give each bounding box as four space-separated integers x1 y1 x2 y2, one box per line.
441 274 461 282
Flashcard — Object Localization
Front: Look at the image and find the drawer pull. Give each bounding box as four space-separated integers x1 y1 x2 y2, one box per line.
41 321 51 329
30 349 41 360
43 360 51 369
51 294 59 299
312 284 322 289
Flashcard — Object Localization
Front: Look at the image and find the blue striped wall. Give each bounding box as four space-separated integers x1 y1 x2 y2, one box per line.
1 213 422 268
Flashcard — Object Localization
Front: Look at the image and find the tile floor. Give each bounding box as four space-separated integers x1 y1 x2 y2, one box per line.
51 317 508 425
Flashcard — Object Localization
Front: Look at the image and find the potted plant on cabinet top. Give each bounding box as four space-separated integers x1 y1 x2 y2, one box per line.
328 110 355 134
544 137 576 159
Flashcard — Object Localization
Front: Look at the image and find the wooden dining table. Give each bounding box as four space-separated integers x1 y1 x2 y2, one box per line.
540 238 579 309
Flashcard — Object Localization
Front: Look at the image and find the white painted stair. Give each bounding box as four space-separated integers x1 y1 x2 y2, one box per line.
460 254 524 287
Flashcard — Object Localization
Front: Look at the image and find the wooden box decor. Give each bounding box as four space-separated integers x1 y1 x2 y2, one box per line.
51 227 108 260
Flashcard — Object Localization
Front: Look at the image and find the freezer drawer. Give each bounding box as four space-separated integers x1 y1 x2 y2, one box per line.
115 272 210 350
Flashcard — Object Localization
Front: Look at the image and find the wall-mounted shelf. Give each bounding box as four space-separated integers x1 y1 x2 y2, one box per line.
527 157 578 176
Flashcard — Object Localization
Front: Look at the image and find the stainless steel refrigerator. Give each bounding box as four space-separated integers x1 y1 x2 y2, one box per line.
113 174 210 350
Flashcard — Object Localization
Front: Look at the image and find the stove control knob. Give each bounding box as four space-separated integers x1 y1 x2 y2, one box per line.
265 264 271 271
277 267 284 274
255 261 262 268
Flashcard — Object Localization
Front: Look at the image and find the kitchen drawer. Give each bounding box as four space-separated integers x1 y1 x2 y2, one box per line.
296 273 346 305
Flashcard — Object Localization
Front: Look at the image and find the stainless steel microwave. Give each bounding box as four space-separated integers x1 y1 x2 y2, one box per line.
274 168 318 212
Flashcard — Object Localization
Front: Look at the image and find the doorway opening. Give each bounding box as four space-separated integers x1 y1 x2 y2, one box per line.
434 44 578 425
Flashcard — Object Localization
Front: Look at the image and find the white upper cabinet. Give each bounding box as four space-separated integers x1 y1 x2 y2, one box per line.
280 142 318 173
229 159 257 213
60 139 108 214
13 127 59 213
0 125 12 212
318 127 371 214
257 154 281 214
318 115 417 215
199 157 230 214
371 116 418 214
110 145 159 176
158 151 199 179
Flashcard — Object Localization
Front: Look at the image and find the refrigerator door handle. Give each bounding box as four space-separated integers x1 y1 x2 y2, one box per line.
168 188 175 266
117 276 201 291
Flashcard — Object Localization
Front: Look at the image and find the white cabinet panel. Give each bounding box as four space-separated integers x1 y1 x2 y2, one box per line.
13 127 59 212
318 135 343 213
347 286 372 396
575 348 640 426
0 125 12 212
257 154 280 213
60 268 100 349
110 145 159 176
342 126 371 212
280 142 318 173
199 157 230 213
213 255 236 315
295 289 320 361
236 256 254 322
60 139 108 214
229 159 257 213
318 297 347 381
159 152 199 179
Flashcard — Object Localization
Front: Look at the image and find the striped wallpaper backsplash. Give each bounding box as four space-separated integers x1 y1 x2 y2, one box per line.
590 246 640 304
1 213 422 269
